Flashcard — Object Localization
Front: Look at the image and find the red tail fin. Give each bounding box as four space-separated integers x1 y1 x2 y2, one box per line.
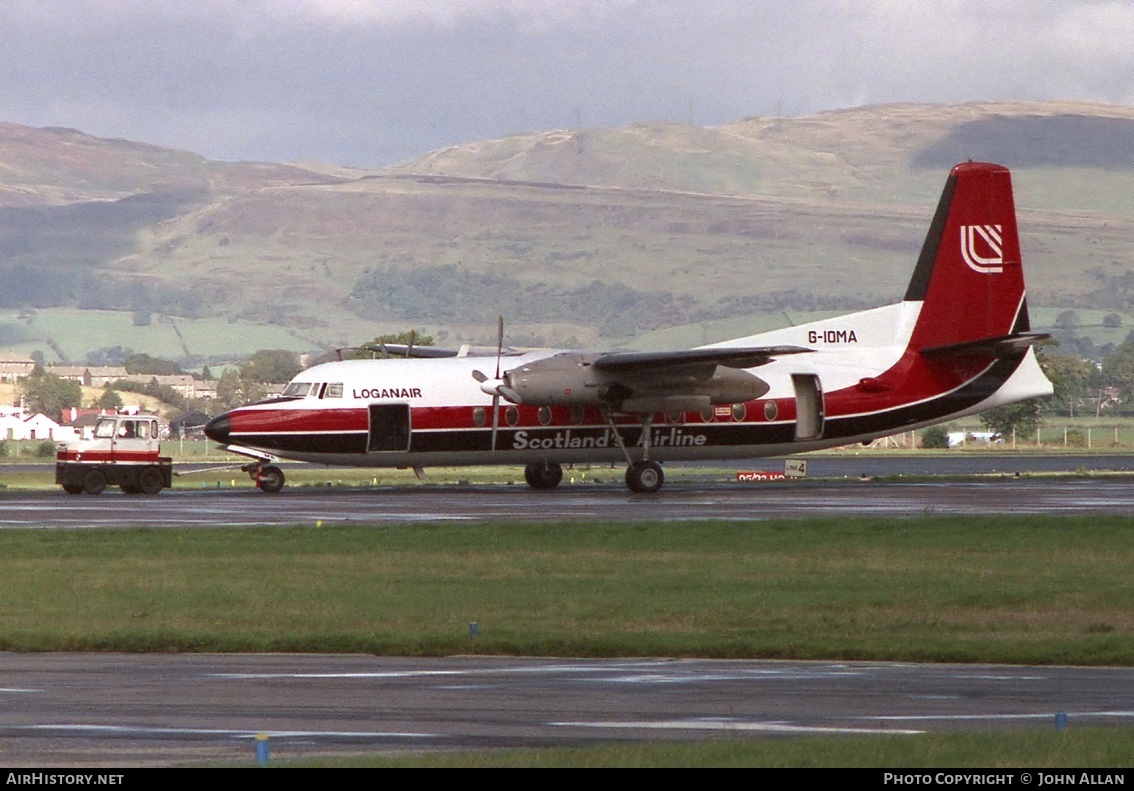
906 162 1029 351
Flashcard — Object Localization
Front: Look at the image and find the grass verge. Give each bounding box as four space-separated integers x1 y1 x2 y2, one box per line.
273 728 1134 768
0 515 1132 663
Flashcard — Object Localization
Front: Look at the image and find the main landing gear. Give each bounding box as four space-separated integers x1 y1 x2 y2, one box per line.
524 461 563 490
625 459 664 494
603 408 665 494
243 462 285 493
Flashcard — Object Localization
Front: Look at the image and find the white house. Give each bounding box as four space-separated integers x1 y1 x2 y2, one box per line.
0 408 76 443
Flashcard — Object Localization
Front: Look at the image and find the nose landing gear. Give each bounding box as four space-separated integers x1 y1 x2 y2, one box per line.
243 462 285 493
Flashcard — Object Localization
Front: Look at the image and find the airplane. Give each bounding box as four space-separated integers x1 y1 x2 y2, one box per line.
204 162 1054 494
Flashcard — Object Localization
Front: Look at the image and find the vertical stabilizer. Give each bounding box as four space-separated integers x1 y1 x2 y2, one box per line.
906 162 1028 351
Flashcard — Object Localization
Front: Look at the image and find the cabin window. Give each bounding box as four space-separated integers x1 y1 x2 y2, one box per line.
283 382 313 398
763 400 778 421
537 406 552 426
570 406 585 425
94 419 117 439
472 407 487 427
324 383 343 398
731 403 746 422
505 406 520 427
137 421 151 439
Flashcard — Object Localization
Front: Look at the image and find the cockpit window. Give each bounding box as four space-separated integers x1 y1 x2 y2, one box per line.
282 382 313 398
94 419 117 439
324 383 343 398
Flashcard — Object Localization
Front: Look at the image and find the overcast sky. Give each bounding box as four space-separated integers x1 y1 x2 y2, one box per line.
1 0 1132 167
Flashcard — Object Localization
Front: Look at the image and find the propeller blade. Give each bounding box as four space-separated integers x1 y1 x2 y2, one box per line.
498 386 523 404
471 370 488 383
495 314 504 379
490 393 500 451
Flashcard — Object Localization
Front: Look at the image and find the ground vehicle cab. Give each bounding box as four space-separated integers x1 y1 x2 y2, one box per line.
55 414 172 495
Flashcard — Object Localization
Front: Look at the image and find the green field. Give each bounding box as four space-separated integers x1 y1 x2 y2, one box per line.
279 729 1134 768
0 307 319 364
0 515 1131 664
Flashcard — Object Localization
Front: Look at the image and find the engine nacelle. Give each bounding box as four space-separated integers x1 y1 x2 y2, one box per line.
504 352 770 409
703 366 771 403
504 352 607 406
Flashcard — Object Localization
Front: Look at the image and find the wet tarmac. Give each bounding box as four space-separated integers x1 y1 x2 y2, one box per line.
2 654 1132 766
0 475 1131 529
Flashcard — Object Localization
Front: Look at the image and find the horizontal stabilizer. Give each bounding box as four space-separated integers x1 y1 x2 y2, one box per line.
345 344 509 359
919 332 1050 360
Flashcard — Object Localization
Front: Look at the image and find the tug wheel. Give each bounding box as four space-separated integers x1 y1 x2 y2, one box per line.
138 465 165 495
83 468 108 496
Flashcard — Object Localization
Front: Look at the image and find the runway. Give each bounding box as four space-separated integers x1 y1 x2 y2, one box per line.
2 654 1132 766
0 476 1132 528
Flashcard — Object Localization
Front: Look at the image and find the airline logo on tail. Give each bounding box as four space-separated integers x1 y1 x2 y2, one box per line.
960 224 1004 274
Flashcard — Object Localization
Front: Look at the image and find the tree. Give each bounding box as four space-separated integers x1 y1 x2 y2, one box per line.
1055 310 1082 331
18 370 82 417
124 353 182 376
920 426 950 449
240 350 303 384
93 386 123 410
1039 352 1092 417
979 400 1042 440
1101 338 1134 407
1103 312 1123 329
216 369 267 410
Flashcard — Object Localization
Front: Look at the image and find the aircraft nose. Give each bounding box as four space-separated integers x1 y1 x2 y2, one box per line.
204 414 231 444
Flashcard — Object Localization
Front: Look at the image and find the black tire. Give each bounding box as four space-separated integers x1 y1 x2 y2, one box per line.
625 460 664 493
62 484 84 495
257 465 285 493
137 465 165 495
83 468 108 496
524 462 563 490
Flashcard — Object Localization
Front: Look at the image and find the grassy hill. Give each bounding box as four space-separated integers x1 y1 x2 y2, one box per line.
0 101 1132 363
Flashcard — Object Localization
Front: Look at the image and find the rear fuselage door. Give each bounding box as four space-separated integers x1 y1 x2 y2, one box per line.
368 404 411 452
792 374 824 441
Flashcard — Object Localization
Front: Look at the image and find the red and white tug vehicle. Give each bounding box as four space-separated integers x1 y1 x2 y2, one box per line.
55 414 172 495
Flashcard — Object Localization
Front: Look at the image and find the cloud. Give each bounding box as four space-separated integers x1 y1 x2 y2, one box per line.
0 1 1130 166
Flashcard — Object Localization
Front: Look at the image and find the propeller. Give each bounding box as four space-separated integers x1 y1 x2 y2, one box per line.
470 316 520 451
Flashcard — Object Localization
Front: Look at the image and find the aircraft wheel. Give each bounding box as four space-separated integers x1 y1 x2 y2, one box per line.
138 465 165 495
257 465 285 493
524 461 563 490
625 460 664 493
83 468 108 496
62 484 84 495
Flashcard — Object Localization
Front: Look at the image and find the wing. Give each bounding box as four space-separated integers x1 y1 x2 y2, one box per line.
593 345 813 376
502 345 813 412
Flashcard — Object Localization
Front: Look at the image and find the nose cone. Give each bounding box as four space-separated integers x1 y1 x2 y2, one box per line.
204 413 232 444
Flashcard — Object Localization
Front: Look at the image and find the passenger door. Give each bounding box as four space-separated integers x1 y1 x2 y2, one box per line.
367 404 411 452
